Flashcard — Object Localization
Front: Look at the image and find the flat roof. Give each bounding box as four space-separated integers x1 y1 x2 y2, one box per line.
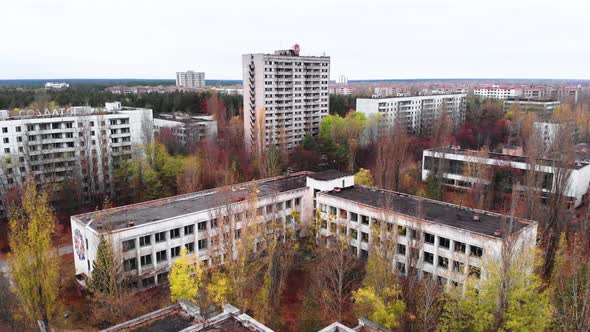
426 147 589 170
321 186 533 238
307 169 352 181
75 172 310 232
134 311 193 332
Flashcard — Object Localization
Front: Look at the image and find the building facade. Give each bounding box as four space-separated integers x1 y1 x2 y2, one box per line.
242 46 330 152
316 186 537 290
72 170 537 293
503 99 560 116
356 94 467 135
176 71 206 89
71 171 349 289
422 147 590 208
0 102 153 217
154 113 218 145
328 84 354 96
473 86 522 99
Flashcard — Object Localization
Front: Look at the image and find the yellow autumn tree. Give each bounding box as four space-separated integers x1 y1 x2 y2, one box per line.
354 168 374 186
8 178 59 328
169 248 202 303
206 271 230 306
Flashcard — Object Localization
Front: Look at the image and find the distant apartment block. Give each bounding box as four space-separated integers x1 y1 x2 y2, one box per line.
422 147 590 208
475 85 580 103
329 84 354 95
473 86 522 99
45 82 69 89
0 102 153 216
176 70 206 89
242 45 330 152
373 86 409 98
153 113 217 145
503 99 560 116
356 94 467 135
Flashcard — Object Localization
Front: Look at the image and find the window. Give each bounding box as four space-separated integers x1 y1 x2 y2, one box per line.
156 250 167 263
142 276 155 288
16 126 21 132
424 232 435 244
211 218 218 228
185 242 195 253
470 245 483 257
3 138 8 144
139 235 151 247
469 266 481 279
184 224 194 235
123 258 137 271
197 221 207 231
439 237 450 249
397 244 406 255
170 246 181 258
140 254 152 266
396 262 406 274
350 229 358 240
361 215 369 225
350 212 358 222
438 256 449 269
275 202 283 210
122 239 136 252
424 252 434 264
198 239 208 250
4 148 9 154
157 272 169 284
155 231 166 243
17 136 22 142
170 228 180 239
330 206 337 215
453 261 464 273
361 232 369 243
454 241 466 253
235 229 242 239
398 225 407 236
285 200 292 209
295 197 301 206
2 127 7 133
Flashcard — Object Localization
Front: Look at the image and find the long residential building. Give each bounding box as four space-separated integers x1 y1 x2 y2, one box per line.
242 45 330 152
422 147 590 208
503 99 560 116
356 94 467 135
0 102 153 217
176 70 206 89
153 113 217 145
71 170 536 292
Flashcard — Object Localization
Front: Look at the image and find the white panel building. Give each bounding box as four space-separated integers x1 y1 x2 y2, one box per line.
473 86 522 99
153 113 218 145
422 147 590 208
71 171 351 288
0 102 153 216
242 46 330 152
71 170 537 291
175 70 206 89
356 94 467 135
316 186 537 289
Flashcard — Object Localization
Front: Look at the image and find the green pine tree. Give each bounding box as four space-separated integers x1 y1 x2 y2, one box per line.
89 236 116 295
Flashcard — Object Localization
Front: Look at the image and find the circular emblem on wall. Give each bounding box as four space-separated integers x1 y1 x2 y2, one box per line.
74 229 86 261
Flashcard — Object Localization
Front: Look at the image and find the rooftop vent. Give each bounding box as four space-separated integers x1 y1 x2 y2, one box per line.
494 230 502 236
128 221 135 227
334 188 341 192
473 215 480 222
96 222 103 229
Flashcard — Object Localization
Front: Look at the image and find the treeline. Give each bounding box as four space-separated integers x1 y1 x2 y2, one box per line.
0 86 242 117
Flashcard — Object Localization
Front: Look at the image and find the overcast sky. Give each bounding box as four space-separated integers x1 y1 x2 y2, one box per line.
2 0 589 80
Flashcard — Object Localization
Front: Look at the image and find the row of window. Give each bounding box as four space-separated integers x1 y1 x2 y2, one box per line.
123 241 205 271
320 205 484 257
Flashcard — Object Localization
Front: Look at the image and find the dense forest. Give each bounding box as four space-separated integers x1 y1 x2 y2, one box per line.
0 86 242 117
